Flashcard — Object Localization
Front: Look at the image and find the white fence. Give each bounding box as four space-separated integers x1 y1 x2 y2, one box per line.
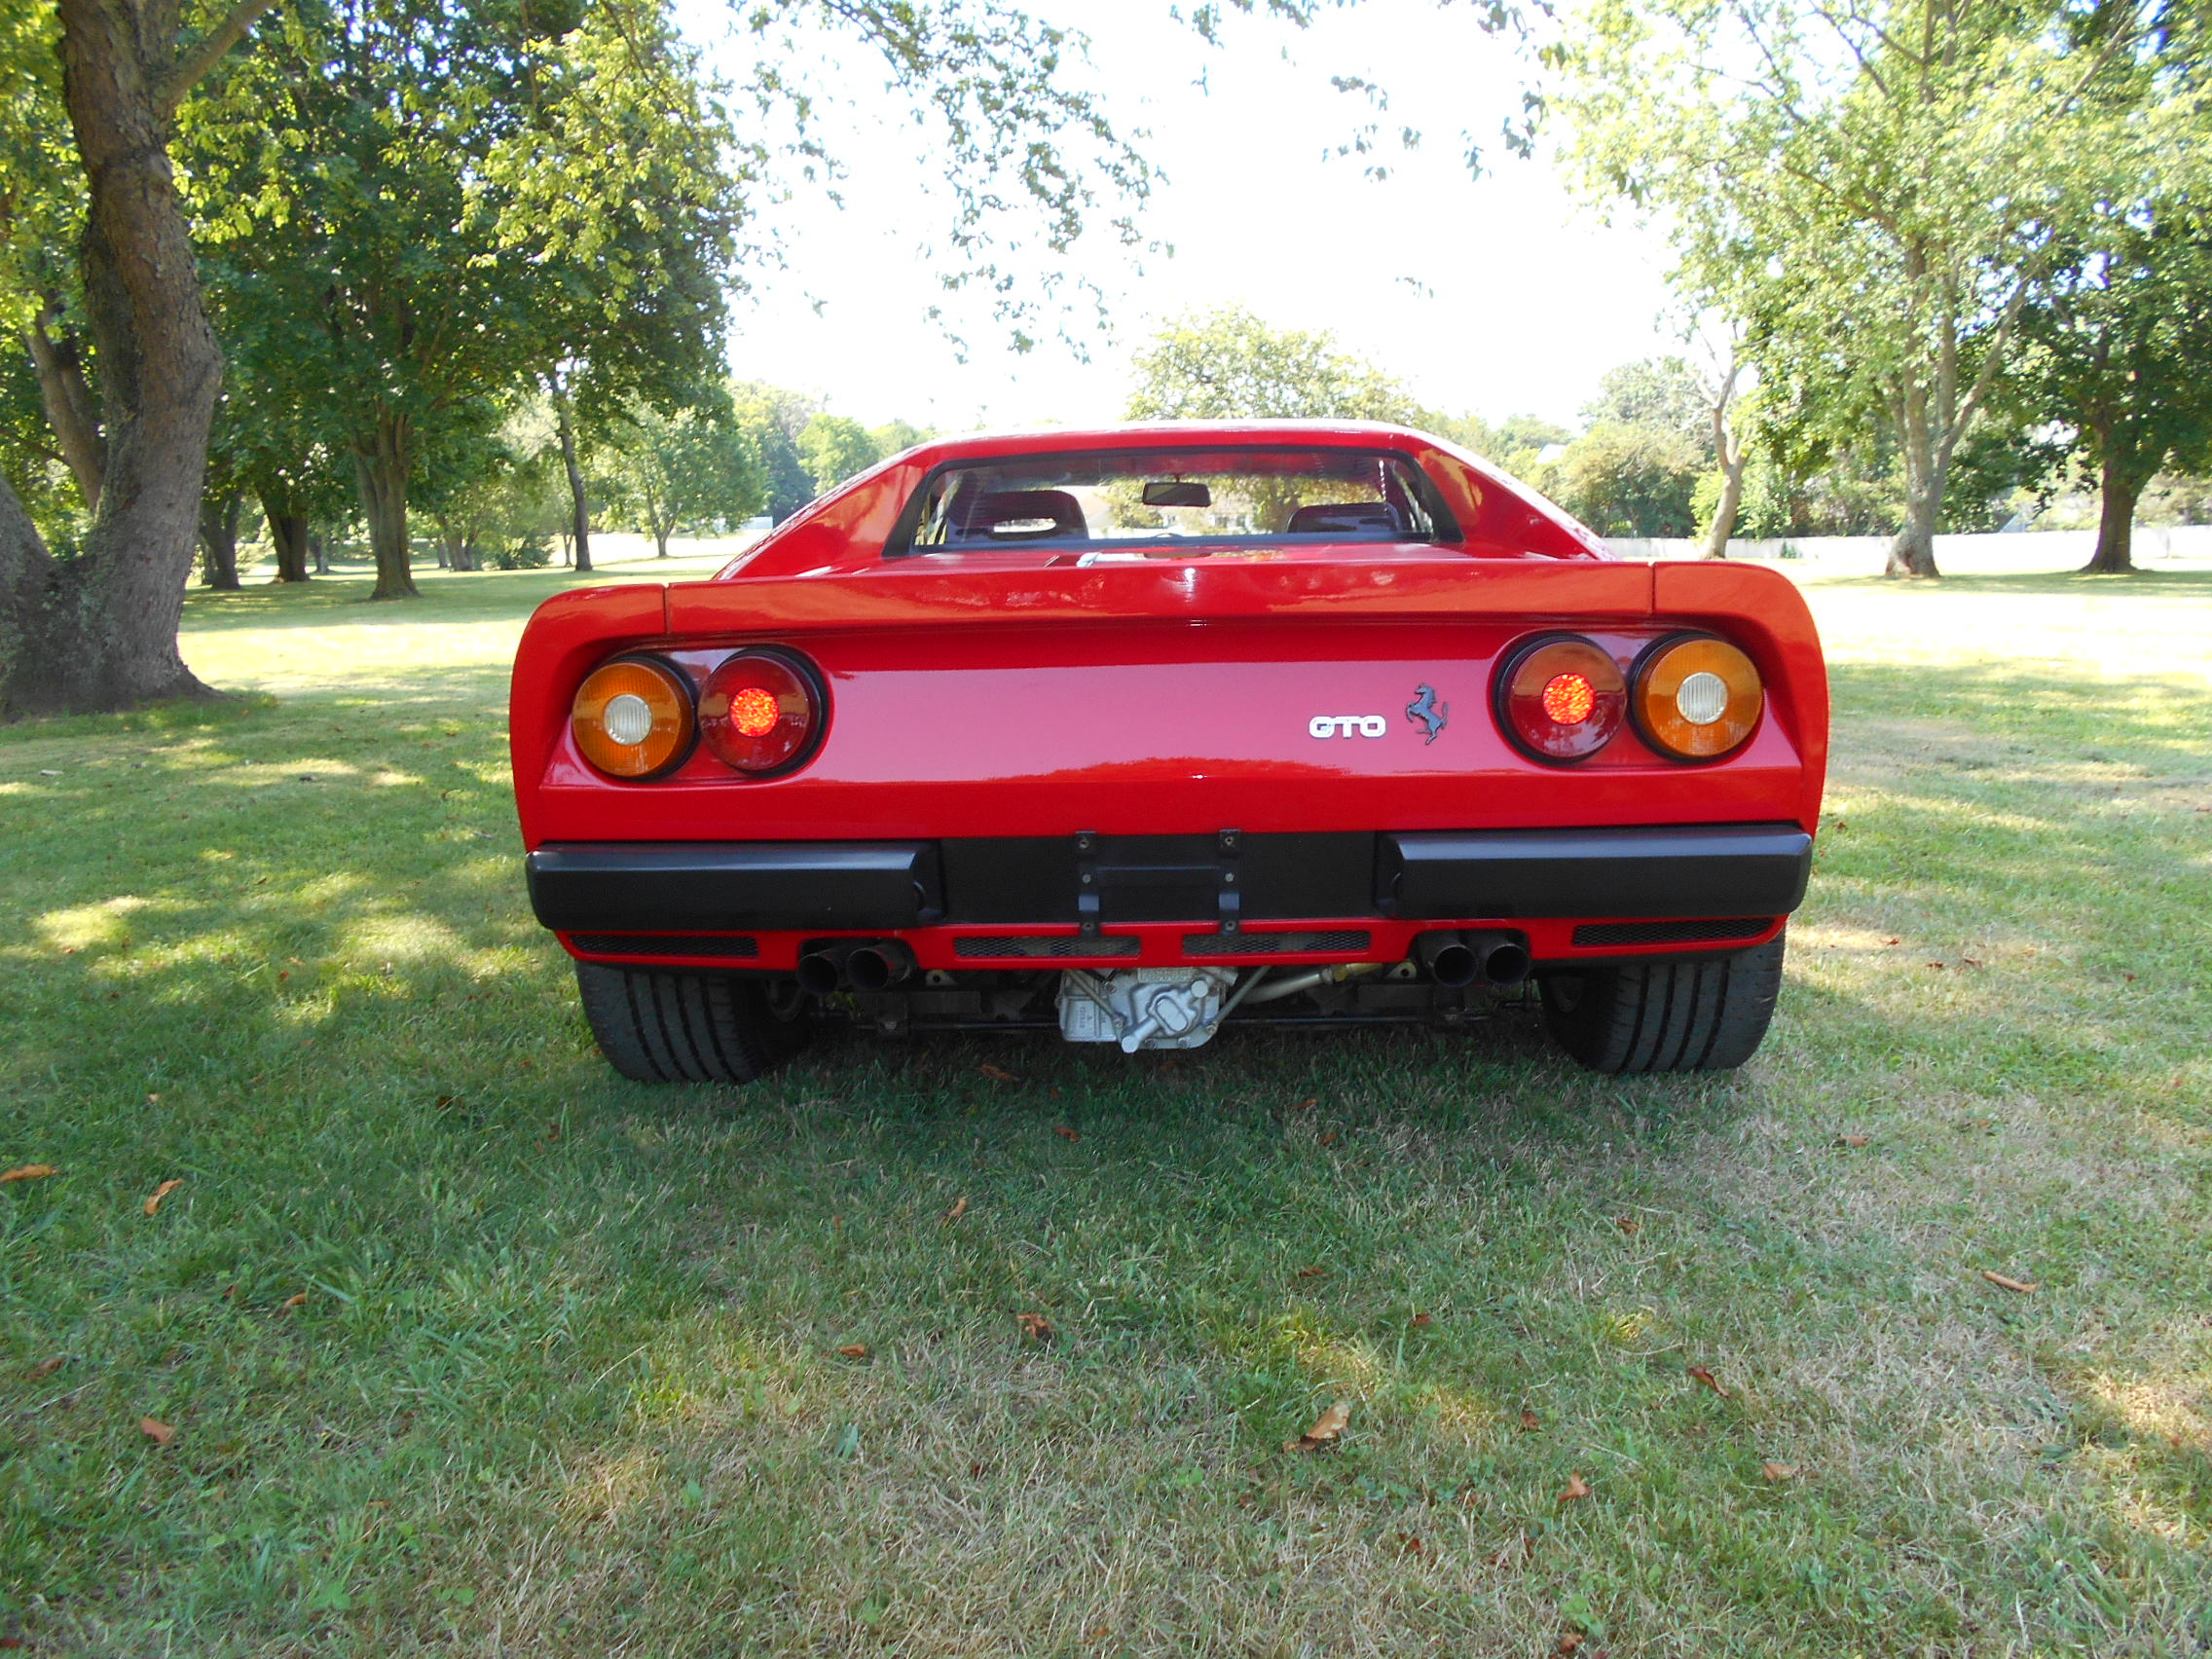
1604 524 2212 571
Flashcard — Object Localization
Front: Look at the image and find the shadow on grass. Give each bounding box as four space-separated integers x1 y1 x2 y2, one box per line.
1812 565 2212 598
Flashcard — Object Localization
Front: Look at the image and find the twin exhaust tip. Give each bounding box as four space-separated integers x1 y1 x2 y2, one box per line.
802 932 1526 993
1415 930 1530 988
798 940 917 995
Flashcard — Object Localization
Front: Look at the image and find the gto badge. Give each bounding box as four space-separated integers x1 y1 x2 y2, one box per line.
1405 682 1448 744
1309 714 1388 739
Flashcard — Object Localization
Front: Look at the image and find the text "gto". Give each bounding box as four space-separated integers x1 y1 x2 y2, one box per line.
1309 715 1388 739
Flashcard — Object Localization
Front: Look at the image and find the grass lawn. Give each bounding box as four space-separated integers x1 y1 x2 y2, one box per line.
2 553 2207 1656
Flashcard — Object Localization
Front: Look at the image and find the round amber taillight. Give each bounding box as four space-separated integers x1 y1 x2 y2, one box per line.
1634 635 1764 759
1498 636 1627 762
571 656 695 779
699 648 825 776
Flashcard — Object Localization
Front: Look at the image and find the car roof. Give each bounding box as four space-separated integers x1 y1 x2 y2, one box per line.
888 420 1439 467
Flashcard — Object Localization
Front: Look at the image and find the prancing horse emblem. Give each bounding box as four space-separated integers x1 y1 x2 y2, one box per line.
1406 682 1448 744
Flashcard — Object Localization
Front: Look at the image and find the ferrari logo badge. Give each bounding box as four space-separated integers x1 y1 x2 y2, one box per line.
1406 682 1448 744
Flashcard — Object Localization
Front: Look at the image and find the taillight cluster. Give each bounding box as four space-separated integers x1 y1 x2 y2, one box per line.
571 648 826 781
1497 633 1762 763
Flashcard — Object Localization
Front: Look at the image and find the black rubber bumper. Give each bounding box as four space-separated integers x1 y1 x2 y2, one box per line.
527 842 942 933
529 823 1813 935
1381 824 1813 919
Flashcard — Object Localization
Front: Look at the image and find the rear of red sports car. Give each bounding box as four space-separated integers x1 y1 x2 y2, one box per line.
508 422 1828 1083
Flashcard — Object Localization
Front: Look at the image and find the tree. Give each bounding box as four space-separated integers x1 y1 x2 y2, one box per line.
731 384 820 522
600 401 767 558
0 0 276 717
797 415 883 496
1126 305 1421 423
1541 421 1704 537
2015 202 2212 573
1582 356 1711 448
1564 0 2166 577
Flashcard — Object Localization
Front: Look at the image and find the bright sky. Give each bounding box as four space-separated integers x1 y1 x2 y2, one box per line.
671 0 1682 433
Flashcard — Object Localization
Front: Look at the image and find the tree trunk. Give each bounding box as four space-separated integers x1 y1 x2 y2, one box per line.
1702 453 1747 561
310 529 330 573
2084 448 2145 574
199 488 241 588
352 414 417 600
554 388 593 573
434 515 474 572
23 308 107 512
262 494 310 581
1885 420 1943 578
1 0 227 716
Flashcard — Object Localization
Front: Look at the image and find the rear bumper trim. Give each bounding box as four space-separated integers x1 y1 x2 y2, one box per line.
1381 824 1812 919
527 841 941 932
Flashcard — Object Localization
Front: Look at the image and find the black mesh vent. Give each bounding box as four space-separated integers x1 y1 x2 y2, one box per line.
955 935 1141 959
1183 930 1373 956
569 933 759 959
1572 919 1772 947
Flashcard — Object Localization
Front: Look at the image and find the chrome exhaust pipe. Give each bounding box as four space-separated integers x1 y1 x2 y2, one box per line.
1415 931 1480 987
795 941 859 996
1467 930 1531 986
846 940 917 991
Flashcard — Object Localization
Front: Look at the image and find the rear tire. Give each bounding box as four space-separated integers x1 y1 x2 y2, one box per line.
573 963 809 1085
1539 933 1787 1074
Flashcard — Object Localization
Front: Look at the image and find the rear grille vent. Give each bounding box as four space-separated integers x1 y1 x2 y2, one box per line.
1572 919 1772 948
1183 930 1372 956
955 935 1141 959
570 933 759 959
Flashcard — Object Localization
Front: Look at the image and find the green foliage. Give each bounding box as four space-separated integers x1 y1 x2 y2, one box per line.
1539 420 1703 536
797 415 883 496
731 384 822 522
1562 0 2181 572
1125 305 1420 423
598 401 767 555
1581 356 1711 456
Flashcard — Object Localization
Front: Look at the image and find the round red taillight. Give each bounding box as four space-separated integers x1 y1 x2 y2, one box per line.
699 648 825 775
1498 636 1626 762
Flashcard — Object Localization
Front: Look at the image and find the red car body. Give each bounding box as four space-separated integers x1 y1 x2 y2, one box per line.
510 421 1827 1080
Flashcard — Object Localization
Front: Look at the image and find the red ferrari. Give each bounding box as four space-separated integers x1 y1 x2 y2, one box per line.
509 423 1827 1084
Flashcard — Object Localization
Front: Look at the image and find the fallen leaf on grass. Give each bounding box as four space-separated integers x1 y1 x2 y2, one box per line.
1761 1461 1800 1481
1285 1401 1350 1453
139 1417 175 1446
1558 1471 1591 1502
836 1344 869 1359
30 1356 64 1380
1520 1409 1541 1432
1555 1635 1586 1656
1411 1312 1433 1329
1 1164 56 1183
279 1292 309 1311
1396 1531 1422 1555
1015 1312 1053 1344
1927 961 1947 971
1317 1131 1340 1147
1981 1270 2039 1295
940 1196 968 1226
1687 1365 1730 1399
1052 1125 1080 1141
1295 1265 1326 1279
1613 1215 1640 1235
1883 936 1901 945
144 1179 182 1216
1287 1096 1317 1113
978 1064 1020 1084
1835 1134 1870 1148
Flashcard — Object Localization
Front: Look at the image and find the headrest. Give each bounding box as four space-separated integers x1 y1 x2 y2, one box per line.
1284 501 1405 536
969 489 1088 539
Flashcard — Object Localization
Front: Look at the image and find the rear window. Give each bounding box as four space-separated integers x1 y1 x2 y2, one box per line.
891 447 1454 557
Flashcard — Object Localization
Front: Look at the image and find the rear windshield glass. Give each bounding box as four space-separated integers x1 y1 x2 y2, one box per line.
895 447 1450 556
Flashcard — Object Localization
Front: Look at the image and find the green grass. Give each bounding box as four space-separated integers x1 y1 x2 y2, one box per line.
2 559 2208 1656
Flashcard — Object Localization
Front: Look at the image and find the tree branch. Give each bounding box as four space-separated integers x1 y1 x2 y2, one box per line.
156 0 279 115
